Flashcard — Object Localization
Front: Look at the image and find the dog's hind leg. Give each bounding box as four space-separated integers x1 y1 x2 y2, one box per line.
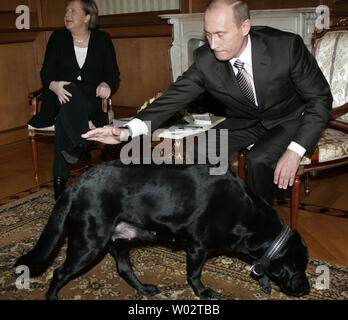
186 245 218 299
108 240 160 297
45 238 107 300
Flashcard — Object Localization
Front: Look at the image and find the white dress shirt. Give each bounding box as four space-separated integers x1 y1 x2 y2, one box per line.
126 35 306 157
74 46 88 72
230 35 259 106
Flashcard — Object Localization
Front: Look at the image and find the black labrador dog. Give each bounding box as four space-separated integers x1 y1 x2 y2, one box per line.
16 161 310 300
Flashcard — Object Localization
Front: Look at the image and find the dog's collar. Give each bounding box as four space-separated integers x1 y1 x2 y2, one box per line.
250 225 292 277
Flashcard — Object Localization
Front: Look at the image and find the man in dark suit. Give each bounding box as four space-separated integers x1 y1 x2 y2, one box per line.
83 0 332 205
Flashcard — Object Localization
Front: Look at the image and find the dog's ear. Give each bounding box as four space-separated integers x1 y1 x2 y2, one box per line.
258 275 271 294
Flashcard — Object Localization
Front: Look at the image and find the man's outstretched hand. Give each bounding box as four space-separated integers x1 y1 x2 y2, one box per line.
274 149 302 189
81 127 130 144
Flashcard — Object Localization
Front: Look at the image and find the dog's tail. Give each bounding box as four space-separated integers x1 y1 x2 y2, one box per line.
15 190 72 269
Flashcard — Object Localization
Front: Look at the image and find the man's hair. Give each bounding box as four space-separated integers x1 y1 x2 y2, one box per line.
66 0 99 28
206 0 250 25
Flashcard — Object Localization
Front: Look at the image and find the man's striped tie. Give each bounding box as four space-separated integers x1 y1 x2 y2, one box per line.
233 59 256 105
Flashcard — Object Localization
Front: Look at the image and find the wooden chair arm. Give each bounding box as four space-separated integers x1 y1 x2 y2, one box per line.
330 102 348 133
328 119 348 132
102 98 109 113
331 102 348 118
29 88 44 116
28 88 44 100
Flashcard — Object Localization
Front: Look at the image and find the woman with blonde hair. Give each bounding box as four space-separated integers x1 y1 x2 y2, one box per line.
29 0 120 200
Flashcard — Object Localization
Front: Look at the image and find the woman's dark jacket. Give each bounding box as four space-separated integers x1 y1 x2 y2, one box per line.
29 28 120 127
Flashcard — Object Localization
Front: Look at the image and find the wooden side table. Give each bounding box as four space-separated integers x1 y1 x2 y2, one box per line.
101 113 226 163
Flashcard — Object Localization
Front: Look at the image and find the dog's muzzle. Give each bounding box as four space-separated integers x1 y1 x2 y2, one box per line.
249 225 292 294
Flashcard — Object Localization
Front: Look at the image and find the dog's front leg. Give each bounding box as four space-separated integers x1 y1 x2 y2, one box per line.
108 240 160 297
186 245 217 299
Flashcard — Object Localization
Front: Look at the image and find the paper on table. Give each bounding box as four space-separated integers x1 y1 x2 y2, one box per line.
167 125 205 133
192 113 212 125
153 115 226 140
154 124 207 140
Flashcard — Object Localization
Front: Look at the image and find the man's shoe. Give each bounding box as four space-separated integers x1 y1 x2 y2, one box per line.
54 176 67 200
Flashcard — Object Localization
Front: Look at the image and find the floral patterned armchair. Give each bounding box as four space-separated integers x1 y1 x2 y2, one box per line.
288 26 348 229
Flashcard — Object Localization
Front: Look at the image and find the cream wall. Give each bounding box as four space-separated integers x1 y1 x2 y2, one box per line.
96 0 180 15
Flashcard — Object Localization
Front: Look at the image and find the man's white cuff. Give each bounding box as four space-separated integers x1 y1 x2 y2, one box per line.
287 141 306 157
125 118 149 137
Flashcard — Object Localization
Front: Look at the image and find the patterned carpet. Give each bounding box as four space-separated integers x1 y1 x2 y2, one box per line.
0 191 347 300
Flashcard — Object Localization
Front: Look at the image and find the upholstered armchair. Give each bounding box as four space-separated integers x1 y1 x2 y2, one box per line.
28 89 109 186
238 26 348 230
289 26 348 229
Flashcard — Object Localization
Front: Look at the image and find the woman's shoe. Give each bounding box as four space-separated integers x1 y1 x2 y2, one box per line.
61 142 88 165
54 176 67 200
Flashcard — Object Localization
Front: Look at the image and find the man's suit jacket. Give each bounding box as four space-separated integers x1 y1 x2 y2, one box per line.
29 28 119 128
137 26 333 155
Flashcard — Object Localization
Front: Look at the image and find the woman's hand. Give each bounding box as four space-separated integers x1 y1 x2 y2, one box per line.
49 81 72 104
96 82 111 99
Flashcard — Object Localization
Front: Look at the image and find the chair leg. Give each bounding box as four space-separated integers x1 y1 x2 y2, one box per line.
29 136 39 187
304 172 310 195
238 149 300 230
290 175 301 230
238 152 247 181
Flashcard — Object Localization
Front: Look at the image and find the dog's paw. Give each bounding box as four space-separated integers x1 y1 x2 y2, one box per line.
197 287 218 300
46 293 58 300
138 284 160 296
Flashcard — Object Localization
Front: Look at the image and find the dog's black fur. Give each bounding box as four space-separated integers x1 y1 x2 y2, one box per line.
16 161 310 300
